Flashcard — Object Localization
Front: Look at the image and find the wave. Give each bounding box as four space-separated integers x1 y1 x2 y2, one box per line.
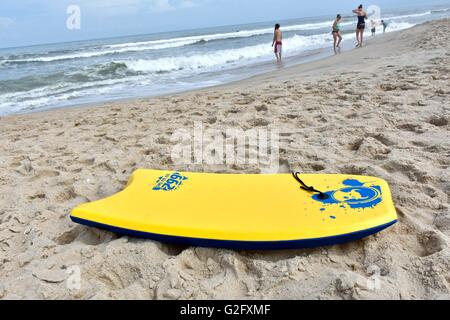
106 20 336 50
2 47 149 64
0 72 150 114
431 8 450 13
123 34 331 74
384 11 431 20
3 50 114 64
385 21 415 29
0 40 203 65
0 62 134 95
124 21 414 75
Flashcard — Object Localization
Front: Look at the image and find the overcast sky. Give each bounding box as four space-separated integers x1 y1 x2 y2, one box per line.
1 0 449 48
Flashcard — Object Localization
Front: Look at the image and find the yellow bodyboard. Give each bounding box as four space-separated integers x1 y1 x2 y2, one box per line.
71 170 397 249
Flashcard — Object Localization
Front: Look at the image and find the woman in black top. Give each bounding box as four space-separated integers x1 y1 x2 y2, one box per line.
353 4 368 47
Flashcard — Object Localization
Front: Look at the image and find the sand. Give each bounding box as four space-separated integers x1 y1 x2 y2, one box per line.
0 19 449 300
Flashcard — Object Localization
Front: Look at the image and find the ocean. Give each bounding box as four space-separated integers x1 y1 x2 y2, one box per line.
1 4 449 115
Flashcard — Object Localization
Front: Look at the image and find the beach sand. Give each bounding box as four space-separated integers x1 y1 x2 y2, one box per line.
0 19 449 300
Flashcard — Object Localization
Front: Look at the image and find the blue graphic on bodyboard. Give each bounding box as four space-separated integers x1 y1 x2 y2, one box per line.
313 179 382 210
153 172 188 191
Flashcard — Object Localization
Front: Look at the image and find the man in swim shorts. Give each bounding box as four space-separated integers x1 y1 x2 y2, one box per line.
272 24 283 62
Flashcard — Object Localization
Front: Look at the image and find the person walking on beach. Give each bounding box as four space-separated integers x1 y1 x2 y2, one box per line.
272 24 283 62
381 20 388 33
371 19 376 36
353 4 367 47
332 14 343 51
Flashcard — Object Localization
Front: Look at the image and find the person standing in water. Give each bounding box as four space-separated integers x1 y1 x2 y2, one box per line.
353 4 367 47
371 19 376 36
332 14 343 51
381 20 388 33
272 24 282 62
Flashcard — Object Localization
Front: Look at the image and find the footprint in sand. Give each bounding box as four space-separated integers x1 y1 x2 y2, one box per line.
207 117 217 125
55 225 117 246
397 123 426 134
369 133 397 147
434 213 450 235
31 170 60 181
28 192 46 200
417 230 446 257
155 136 171 145
428 116 448 127
379 83 398 91
248 118 270 127
382 160 430 183
55 187 78 202
352 137 391 158
255 105 268 112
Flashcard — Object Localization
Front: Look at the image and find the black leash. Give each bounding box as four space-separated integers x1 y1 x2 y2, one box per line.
292 172 329 200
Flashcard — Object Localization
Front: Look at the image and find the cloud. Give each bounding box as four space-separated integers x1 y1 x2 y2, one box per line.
0 17 15 28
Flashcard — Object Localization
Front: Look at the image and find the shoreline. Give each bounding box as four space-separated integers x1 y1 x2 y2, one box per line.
0 19 449 300
2 21 416 119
